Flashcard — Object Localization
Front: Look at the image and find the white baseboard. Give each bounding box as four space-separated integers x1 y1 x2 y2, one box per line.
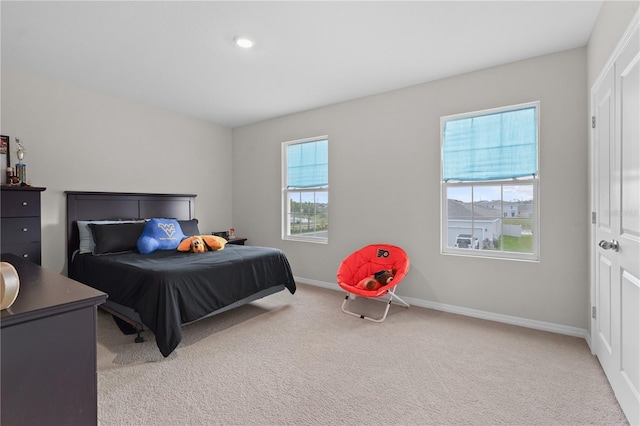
296 277 590 341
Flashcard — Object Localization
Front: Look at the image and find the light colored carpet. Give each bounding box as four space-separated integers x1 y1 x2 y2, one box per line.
96 283 628 426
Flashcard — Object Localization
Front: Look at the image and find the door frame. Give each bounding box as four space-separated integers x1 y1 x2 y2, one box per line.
589 9 640 354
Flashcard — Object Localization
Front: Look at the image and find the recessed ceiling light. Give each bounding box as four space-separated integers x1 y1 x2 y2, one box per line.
234 36 254 49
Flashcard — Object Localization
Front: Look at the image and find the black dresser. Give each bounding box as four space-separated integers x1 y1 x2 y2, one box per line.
1 254 107 425
1 186 46 265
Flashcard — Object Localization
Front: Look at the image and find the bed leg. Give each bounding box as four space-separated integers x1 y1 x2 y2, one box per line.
107 311 145 343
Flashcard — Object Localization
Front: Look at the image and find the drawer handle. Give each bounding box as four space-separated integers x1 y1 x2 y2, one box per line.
22 254 29 258
22 201 28 206
22 227 28 232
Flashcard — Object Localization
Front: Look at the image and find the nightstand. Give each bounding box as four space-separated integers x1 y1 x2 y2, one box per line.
226 238 247 245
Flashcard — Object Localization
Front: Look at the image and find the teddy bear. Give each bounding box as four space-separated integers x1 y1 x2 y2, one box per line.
356 268 397 291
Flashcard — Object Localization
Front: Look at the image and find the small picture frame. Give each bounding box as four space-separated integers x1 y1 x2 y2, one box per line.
0 135 9 185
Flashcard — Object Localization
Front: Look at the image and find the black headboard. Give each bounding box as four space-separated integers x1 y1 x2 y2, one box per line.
66 191 196 266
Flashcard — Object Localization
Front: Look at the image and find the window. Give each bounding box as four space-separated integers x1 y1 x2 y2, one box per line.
441 102 539 260
282 136 328 243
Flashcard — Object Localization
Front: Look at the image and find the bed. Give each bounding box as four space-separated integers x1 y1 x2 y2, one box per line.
66 191 296 357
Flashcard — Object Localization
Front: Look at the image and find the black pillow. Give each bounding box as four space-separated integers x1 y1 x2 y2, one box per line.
89 222 146 255
178 219 200 236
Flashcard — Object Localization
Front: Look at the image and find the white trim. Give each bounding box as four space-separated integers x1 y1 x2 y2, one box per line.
589 84 598 355
284 235 328 245
440 101 540 123
296 277 338 291
283 135 329 146
296 277 589 340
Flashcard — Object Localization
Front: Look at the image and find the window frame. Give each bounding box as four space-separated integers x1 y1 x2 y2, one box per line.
440 102 540 261
281 136 329 244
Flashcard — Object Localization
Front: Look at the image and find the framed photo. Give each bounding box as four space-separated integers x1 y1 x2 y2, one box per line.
0 135 9 184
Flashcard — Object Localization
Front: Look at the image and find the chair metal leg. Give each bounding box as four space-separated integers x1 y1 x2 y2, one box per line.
341 287 410 322
387 287 410 309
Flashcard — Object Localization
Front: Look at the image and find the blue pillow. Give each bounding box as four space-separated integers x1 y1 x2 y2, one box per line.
137 218 186 254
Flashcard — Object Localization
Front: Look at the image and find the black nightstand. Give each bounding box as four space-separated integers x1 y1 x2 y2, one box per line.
226 238 247 245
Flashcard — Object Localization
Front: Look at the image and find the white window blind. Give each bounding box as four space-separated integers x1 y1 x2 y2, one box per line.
287 139 328 188
443 106 537 181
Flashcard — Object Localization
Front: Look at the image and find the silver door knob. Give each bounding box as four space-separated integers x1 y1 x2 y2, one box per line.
599 239 619 252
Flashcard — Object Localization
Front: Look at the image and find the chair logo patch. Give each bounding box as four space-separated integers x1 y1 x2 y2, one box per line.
376 249 390 258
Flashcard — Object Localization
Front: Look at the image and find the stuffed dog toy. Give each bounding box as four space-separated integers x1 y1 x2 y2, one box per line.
190 236 207 253
177 235 227 253
356 268 397 291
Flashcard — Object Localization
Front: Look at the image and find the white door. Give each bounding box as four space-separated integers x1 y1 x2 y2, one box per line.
593 22 640 426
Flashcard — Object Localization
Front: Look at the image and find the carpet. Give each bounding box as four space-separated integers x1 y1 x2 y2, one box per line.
96 283 628 425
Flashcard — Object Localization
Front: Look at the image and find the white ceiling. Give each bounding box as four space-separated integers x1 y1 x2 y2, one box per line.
1 1 603 128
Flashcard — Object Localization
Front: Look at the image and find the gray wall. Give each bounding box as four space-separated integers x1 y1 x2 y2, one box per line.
233 48 590 330
1 68 233 273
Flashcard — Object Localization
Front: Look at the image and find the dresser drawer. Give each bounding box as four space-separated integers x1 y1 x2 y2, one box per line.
0 243 41 264
1 191 41 217
1 217 41 243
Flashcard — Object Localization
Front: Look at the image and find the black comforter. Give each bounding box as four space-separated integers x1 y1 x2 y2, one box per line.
70 245 296 356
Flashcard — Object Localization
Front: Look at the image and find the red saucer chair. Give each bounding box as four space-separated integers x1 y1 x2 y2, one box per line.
336 244 410 322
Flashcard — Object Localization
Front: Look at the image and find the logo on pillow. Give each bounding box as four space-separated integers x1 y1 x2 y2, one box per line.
137 218 186 254
157 222 177 239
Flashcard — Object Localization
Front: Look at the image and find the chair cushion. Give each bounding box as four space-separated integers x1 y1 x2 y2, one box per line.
336 244 409 297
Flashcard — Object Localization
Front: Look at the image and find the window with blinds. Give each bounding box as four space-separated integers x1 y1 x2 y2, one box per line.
282 137 329 243
441 102 539 261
